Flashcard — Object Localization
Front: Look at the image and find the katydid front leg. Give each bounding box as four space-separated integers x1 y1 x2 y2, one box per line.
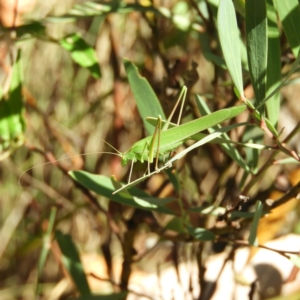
148 115 162 170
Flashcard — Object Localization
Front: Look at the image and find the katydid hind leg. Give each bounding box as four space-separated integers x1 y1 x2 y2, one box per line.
155 116 162 170
176 85 187 126
163 85 187 131
127 159 134 183
148 117 161 165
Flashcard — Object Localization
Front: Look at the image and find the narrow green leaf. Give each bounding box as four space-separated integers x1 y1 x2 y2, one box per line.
168 120 248 165
274 0 300 57
188 227 215 241
36 207 57 296
188 205 226 216
165 217 186 234
55 231 91 296
246 0 267 113
69 171 176 215
248 200 263 246
14 21 45 38
164 168 181 193
257 50 300 110
47 2 204 34
60 33 101 79
195 94 250 172
0 51 25 160
233 0 245 17
265 0 281 126
242 126 263 174
124 59 165 135
273 157 300 165
217 0 244 98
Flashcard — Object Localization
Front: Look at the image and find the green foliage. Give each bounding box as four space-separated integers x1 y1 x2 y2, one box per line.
245 0 267 114
124 59 165 135
69 170 176 214
55 231 91 296
60 33 101 79
217 0 244 98
274 0 300 57
0 51 25 160
265 0 281 126
2 0 300 299
248 200 263 246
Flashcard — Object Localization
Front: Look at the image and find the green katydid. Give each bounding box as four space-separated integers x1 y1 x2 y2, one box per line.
118 104 247 167
111 85 248 193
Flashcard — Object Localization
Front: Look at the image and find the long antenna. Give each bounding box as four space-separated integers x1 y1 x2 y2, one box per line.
18 151 122 188
101 139 122 154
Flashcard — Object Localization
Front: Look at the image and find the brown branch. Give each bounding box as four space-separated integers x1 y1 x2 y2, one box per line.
88 273 154 300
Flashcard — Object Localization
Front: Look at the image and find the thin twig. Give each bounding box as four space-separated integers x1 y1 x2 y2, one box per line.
220 238 300 258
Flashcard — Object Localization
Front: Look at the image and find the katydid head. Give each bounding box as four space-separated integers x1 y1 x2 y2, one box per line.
120 149 136 167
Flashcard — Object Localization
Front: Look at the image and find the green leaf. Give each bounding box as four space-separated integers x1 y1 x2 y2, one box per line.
55 231 91 296
60 33 101 79
46 2 203 33
167 115 248 166
165 217 186 233
273 156 300 165
265 0 281 127
0 51 25 160
164 168 181 193
195 94 250 172
69 171 176 215
217 0 244 98
188 205 226 216
257 48 300 110
248 200 263 246
15 21 45 38
36 207 57 296
188 227 215 241
124 59 165 135
242 126 263 174
274 0 300 57
234 0 245 17
246 0 267 113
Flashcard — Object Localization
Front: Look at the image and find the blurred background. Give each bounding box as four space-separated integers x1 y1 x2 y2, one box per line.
1 0 300 299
